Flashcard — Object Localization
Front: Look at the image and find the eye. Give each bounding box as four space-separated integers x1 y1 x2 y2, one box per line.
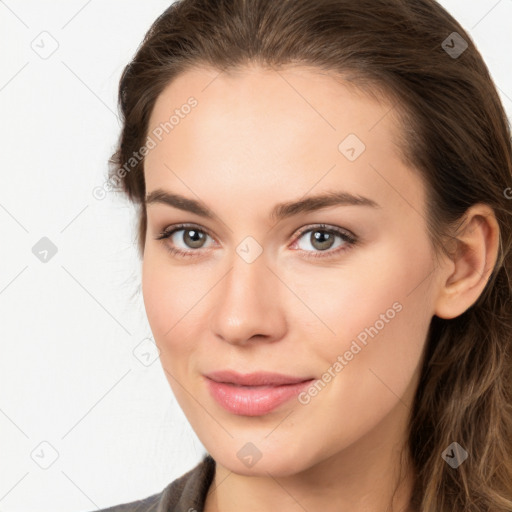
155 223 358 260
155 224 214 258
291 224 357 259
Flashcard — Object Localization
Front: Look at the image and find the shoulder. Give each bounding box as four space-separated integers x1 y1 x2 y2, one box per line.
90 454 215 512
93 491 161 511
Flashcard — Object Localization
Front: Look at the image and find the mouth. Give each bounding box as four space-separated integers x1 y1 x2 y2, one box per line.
203 370 315 416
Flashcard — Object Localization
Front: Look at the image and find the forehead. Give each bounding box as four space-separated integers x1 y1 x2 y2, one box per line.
144 64 425 220
147 63 403 151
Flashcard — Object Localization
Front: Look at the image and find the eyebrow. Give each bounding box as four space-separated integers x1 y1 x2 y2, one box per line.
145 189 380 222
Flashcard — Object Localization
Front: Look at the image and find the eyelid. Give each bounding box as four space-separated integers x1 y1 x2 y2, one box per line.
156 223 218 248
156 222 355 242
292 223 356 243
157 222 215 239
288 223 357 259
155 222 358 259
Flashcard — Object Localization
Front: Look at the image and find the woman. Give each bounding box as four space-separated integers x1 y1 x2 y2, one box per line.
95 0 512 510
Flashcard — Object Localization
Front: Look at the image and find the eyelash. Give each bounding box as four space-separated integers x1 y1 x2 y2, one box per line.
155 223 358 260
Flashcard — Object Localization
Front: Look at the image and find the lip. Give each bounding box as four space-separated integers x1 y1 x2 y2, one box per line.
204 370 315 416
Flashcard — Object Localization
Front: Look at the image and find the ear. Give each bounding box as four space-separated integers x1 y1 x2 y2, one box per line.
434 203 500 319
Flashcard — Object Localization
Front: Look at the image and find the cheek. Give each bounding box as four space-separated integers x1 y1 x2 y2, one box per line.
142 256 171 337
283 234 434 362
287 262 433 457
141 250 196 349
301 236 434 412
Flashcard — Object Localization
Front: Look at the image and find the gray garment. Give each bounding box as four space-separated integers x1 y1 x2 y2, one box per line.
91 454 215 512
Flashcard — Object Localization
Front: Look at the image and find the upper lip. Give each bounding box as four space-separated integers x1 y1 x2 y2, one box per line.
204 370 314 386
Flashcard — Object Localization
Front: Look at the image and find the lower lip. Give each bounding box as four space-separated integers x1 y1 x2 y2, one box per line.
205 378 314 416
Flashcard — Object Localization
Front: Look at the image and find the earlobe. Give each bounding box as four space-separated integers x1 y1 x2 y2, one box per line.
434 204 500 320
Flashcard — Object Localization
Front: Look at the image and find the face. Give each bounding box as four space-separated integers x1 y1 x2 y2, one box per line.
142 65 440 477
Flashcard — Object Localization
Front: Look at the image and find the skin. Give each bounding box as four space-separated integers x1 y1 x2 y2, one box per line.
141 64 500 512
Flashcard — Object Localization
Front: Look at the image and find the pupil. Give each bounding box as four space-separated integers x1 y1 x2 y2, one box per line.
312 231 334 250
185 230 204 248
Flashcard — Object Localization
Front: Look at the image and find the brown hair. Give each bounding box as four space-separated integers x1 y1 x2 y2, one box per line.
108 0 512 510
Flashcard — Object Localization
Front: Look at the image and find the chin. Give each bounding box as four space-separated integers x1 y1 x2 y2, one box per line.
207 438 322 478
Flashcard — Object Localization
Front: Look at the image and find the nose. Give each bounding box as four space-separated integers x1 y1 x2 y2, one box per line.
209 249 287 346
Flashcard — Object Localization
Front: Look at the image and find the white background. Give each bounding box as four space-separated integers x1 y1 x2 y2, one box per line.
0 1 511 511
